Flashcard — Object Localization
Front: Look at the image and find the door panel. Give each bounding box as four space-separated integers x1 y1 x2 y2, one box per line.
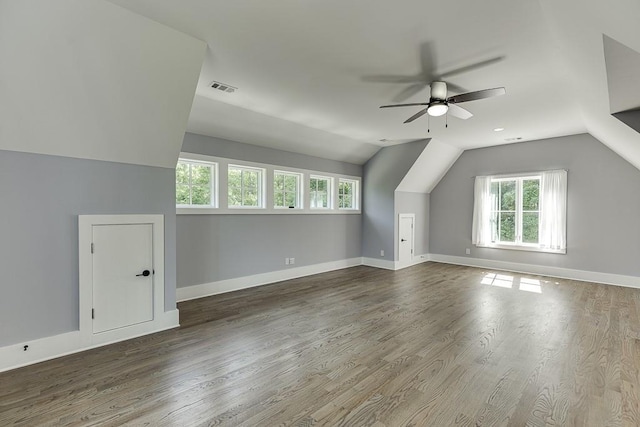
92 224 153 334
399 216 414 263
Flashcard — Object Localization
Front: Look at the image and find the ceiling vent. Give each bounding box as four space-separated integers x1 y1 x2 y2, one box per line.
210 81 237 93
504 137 523 142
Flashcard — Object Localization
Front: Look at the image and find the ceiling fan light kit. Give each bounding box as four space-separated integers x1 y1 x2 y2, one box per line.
427 101 448 117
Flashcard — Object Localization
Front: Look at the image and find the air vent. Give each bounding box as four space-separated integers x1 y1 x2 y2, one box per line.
504 137 523 142
210 81 237 93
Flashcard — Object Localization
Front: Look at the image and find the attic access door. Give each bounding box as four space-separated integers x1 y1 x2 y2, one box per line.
92 223 153 333
79 215 165 345
398 213 415 264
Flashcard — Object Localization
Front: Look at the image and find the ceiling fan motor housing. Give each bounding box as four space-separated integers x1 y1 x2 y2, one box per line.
430 81 447 100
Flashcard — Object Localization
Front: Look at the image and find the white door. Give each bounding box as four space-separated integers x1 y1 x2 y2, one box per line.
399 214 414 264
92 224 154 334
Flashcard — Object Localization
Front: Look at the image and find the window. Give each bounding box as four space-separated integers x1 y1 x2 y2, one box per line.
228 165 264 208
309 175 332 209
176 159 217 207
274 171 302 209
472 170 566 253
338 179 358 210
490 176 540 245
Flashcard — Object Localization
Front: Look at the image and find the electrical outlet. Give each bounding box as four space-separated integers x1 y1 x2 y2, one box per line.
290 257 295 265
285 258 289 265
380 250 385 257
465 248 471 255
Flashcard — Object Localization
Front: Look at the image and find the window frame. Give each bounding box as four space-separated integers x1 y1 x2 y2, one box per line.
338 178 359 210
273 170 303 209
176 152 361 215
309 175 333 210
490 175 541 249
175 158 218 208
227 164 265 209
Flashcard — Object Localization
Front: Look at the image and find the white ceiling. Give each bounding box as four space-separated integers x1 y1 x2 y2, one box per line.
108 0 640 167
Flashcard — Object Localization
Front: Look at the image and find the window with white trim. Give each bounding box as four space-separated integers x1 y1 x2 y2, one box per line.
228 165 264 208
490 176 540 245
338 178 358 210
274 170 302 209
309 175 332 209
176 159 217 207
472 170 567 253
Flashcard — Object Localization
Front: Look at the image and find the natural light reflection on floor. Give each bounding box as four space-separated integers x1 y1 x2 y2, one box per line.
519 278 542 293
481 273 543 293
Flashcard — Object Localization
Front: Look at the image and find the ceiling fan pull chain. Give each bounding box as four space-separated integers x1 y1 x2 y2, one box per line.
427 114 430 133
446 112 448 128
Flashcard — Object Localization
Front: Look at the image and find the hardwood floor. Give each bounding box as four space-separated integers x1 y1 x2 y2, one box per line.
1 262 639 426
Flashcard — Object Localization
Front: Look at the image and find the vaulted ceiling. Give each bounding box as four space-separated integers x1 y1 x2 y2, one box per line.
107 0 640 168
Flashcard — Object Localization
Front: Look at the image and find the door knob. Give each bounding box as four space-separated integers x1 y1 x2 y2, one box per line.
136 270 151 277
401 238 407 242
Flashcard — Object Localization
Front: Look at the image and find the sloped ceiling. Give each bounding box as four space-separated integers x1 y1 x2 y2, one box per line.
0 0 205 168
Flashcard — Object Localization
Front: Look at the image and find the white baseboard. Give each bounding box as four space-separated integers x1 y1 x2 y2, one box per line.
0 309 179 374
177 258 363 302
429 254 640 289
362 257 396 270
395 254 430 270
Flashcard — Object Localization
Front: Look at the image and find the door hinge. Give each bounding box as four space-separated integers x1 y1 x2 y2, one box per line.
91 243 94 254
91 308 95 319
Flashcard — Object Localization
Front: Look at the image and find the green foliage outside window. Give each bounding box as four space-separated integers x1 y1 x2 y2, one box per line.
176 161 212 205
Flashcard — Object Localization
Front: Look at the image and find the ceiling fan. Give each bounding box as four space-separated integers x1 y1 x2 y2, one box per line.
380 81 506 123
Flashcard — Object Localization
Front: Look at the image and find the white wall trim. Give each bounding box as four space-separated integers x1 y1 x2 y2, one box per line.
361 257 396 270
0 309 179 374
395 253 431 270
177 258 362 302
429 253 640 289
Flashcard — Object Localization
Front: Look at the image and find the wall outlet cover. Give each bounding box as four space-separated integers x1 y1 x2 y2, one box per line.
380 250 385 257
465 248 471 255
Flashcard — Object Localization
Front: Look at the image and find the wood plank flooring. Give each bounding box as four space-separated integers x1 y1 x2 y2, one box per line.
1 262 640 426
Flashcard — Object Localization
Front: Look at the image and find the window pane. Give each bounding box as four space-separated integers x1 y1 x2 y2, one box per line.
318 179 327 192
490 181 499 211
321 192 328 208
490 211 499 242
176 184 190 204
274 174 284 190
310 179 317 192
191 165 211 185
342 194 353 209
522 179 539 211
191 185 211 205
285 191 296 208
284 176 297 193
523 212 539 243
176 163 189 184
500 181 516 210
244 171 258 189
499 212 515 242
244 189 258 206
274 189 285 207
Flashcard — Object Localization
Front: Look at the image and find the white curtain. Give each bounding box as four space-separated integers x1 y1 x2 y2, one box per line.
539 169 567 251
471 176 492 246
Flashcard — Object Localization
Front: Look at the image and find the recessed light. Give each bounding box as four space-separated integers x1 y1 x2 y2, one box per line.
493 127 504 132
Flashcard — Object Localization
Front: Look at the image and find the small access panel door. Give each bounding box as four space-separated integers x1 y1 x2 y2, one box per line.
92 223 154 334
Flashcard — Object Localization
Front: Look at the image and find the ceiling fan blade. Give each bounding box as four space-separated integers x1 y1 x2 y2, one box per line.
437 56 505 79
448 104 473 120
404 108 429 123
447 87 506 104
380 103 429 109
392 83 428 102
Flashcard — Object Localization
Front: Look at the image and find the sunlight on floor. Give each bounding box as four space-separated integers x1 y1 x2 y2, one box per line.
481 273 543 293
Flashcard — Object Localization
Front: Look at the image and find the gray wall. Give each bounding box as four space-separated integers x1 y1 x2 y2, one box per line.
395 191 430 256
177 134 363 288
430 133 640 276
0 149 177 347
362 140 429 260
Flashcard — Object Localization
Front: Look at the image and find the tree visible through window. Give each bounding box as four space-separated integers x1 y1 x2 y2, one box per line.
274 171 301 208
490 177 540 245
338 179 357 209
310 176 331 209
176 160 215 206
228 165 263 208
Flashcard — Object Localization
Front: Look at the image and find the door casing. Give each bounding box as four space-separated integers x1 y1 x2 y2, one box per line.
398 213 415 265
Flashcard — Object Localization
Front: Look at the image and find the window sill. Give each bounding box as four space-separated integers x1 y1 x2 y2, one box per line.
476 243 566 255
177 207 361 215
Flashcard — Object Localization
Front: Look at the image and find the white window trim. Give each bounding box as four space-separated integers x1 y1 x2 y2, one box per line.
176 158 218 208
228 164 266 209
474 170 567 254
309 175 333 210
274 170 303 209
338 178 359 210
176 152 361 215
